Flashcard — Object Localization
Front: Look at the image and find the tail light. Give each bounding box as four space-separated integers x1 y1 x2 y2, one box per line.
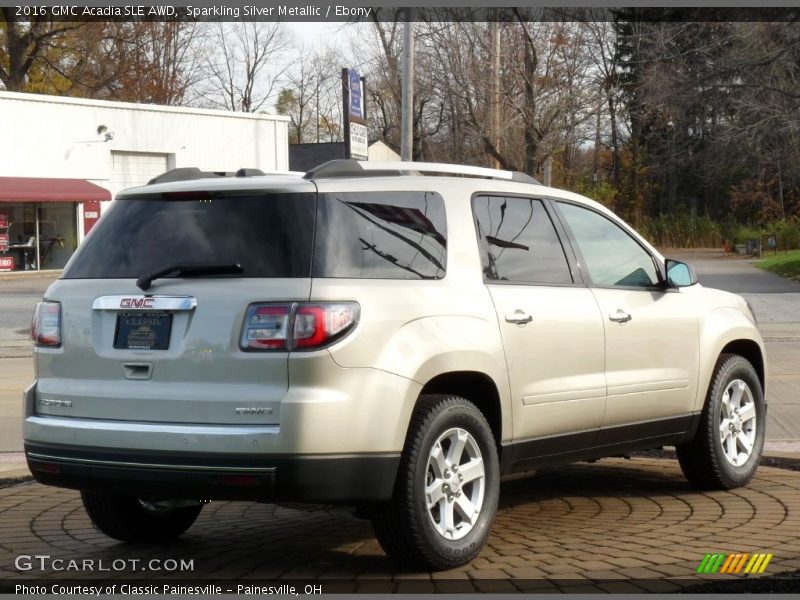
241 302 358 352
240 304 291 351
31 301 62 347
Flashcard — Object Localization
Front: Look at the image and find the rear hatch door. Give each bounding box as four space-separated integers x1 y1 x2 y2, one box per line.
35 180 317 425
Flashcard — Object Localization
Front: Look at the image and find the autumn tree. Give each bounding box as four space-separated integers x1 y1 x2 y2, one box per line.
1 15 202 105
0 9 82 92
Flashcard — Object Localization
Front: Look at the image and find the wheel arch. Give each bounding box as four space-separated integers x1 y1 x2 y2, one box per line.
696 308 766 412
418 371 504 450
719 338 766 395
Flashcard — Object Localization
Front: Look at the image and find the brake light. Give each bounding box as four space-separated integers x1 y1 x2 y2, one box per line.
31 301 62 347
240 302 359 352
294 304 359 349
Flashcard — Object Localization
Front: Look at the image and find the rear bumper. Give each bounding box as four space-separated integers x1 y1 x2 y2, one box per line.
25 442 400 503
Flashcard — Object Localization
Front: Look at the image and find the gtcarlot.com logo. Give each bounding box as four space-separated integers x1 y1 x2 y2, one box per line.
15 554 194 573
697 552 773 575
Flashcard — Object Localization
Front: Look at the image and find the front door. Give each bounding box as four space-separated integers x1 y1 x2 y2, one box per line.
555 201 699 434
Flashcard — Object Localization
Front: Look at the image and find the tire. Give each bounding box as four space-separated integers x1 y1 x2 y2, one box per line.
81 491 203 543
371 394 500 571
677 353 765 490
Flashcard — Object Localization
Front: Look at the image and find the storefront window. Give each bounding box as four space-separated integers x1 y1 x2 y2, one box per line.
0 203 77 272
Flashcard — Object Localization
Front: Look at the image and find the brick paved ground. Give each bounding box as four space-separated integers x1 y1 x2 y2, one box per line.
1 457 799 592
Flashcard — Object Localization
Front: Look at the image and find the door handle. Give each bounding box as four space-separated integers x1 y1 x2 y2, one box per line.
609 309 632 323
505 310 533 325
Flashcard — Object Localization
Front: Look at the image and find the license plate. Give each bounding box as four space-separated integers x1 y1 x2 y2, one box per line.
114 312 173 350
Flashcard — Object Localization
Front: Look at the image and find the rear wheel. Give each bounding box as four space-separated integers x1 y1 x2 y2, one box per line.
677 353 765 490
81 491 203 543
371 394 499 570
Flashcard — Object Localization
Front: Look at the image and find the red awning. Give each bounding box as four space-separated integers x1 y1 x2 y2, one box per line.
0 177 111 202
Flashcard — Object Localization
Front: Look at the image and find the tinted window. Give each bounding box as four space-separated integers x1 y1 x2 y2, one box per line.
63 193 316 279
558 202 658 287
472 196 572 284
313 192 447 279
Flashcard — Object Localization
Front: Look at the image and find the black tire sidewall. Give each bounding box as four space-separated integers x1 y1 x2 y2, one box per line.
410 401 499 566
82 492 202 542
708 357 765 487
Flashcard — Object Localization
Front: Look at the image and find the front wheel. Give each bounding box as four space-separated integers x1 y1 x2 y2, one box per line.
371 394 500 570
677 353 765 490
81 492 203 543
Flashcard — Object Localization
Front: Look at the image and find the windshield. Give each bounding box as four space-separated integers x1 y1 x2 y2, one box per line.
63 193 316 279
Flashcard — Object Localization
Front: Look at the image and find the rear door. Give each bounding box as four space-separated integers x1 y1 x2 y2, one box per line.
35 183 317 425
473 195 607 443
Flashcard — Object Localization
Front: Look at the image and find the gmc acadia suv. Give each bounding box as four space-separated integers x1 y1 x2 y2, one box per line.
25 160 766 570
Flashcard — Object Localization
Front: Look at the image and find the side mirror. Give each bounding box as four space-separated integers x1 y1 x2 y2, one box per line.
665 259 698 288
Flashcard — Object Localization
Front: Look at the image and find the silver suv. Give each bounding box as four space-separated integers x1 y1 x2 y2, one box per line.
25 160 766 570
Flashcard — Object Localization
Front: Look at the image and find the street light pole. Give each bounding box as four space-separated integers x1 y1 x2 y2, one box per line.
401 9 415 161
491 16 500 169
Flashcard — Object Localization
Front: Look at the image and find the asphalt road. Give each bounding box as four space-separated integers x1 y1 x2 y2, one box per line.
0 274 55 354
1 252 797 337
0 253 798 450
682 253 800 294
1 254 797 338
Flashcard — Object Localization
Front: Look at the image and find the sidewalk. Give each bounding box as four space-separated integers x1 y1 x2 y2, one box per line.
0 453 28 481
0 355 30 480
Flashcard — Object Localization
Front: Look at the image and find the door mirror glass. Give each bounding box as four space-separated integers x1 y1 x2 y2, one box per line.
666 259 698 287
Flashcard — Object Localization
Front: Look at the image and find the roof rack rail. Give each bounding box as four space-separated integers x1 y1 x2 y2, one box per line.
147 167 301 185
303 159 541 184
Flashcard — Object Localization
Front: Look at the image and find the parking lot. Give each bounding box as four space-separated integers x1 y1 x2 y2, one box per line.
1 252 799 590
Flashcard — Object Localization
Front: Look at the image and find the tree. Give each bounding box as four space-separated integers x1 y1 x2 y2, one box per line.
110 22 204 105
0 9 81 92
580 13 623 191
1 16 202 104
275 45 343 144
358 10 449 160
198 21 291 112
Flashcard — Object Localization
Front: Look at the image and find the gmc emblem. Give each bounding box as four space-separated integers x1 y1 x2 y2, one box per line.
120 298 155 309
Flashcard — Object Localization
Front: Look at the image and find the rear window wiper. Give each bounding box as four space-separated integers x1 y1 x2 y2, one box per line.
136 263 244 291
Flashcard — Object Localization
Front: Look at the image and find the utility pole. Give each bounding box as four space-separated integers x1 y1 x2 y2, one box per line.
544 156 552 187
778 157 785 219
593 95 602 183
401 9 415 161
491 15 501 169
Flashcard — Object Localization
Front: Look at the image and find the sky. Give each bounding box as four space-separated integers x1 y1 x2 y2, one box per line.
288 22 356 53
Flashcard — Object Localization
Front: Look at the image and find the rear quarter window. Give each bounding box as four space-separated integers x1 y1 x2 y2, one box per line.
313 191 447 280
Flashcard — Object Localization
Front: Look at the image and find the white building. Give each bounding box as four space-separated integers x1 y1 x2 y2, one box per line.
0 91 290 272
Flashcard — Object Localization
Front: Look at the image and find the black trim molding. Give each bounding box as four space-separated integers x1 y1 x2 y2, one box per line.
25 443 400 503
500 414 697 475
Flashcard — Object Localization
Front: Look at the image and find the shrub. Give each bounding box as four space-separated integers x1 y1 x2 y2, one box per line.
638 214 722 248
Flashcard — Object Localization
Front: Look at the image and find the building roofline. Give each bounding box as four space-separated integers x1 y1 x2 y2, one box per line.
0 90 290 123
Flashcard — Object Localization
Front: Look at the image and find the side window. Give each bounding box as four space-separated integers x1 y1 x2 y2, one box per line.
557 202 658 288
472 195 572 284
313 191 447 280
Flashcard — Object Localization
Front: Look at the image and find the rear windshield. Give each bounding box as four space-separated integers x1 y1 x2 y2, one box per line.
63 193 316 279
